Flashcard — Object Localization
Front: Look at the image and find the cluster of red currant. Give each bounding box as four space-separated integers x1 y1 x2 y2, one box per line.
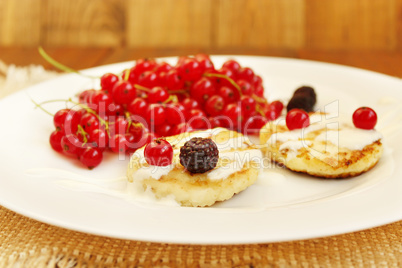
47 54 285 169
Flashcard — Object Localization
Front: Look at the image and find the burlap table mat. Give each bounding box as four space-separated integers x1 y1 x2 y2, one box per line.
1 205 401 267
1 62 401 267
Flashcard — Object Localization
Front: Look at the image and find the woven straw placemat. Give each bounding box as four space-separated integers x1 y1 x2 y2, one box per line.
0 206 401 267
1 62 401 267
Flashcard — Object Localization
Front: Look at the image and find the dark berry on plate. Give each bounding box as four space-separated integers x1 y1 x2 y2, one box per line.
286 86 316 113
179 137 219 173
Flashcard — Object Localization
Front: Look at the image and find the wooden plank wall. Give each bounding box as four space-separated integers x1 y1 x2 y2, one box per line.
0 0 401 52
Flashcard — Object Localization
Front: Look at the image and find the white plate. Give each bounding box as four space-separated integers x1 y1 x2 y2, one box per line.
0 56 401 244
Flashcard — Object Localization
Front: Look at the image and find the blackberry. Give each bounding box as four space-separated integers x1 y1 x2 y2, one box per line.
286 86 317 113
179 137 219 174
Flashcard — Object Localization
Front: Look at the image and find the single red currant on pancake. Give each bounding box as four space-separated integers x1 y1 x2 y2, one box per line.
352 107 377 130
286 109 310 130
144 139 173 166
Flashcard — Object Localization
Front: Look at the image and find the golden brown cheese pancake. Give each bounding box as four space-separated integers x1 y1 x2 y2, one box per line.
259 112 383 178
127 128 262 207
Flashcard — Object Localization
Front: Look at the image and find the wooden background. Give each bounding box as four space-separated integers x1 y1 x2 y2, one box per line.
1 0 401 52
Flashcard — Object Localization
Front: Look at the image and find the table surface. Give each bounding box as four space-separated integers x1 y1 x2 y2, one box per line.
0 47 401 267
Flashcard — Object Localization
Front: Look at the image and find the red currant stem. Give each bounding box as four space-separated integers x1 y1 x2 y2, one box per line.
163 95 178 104
167 89 187 94
255 104 266 117
38 46 99 79
123 69 130 81
77 124 89 144
134 84 151 92
68 99 110 134
125 111 145 132
252 94 268 104
204 73 242 96
30 97 55 116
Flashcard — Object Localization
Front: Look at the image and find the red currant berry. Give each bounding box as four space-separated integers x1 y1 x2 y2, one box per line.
155 123 172 137
166 103 186 125
79 147 103 169
106 103 125 117
171 122 193 135
205 95 225 116
61 134 82 157
286 109 310 130
270 100 284 115
223 103 243 128
100 73 119 92
237 80 254 96
240 95 257 117
208 68 236 89
252 75 263 89
187 109 209 129
165 69 184 90
237 67 255 82
80 113 100 133
219 86 238 104
254 85 264 97
128 97 149 120
137 71 159 88
91 90 113 113
148 86 169 103
182 98 201 111
133 58 157 76
352 107 377 130
195 54 215 73
89 128 109 150
111 117 129 135
110 134 128 154
154 62 173 75
49 130 64 153
54 109 81 135
177 58 203 81
122 67 139 85
112 80 136 105
190 77 216 105
222 59 241 75
243 115 268 135
78 89 96 104
146 104 166 126
144 139 173 166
